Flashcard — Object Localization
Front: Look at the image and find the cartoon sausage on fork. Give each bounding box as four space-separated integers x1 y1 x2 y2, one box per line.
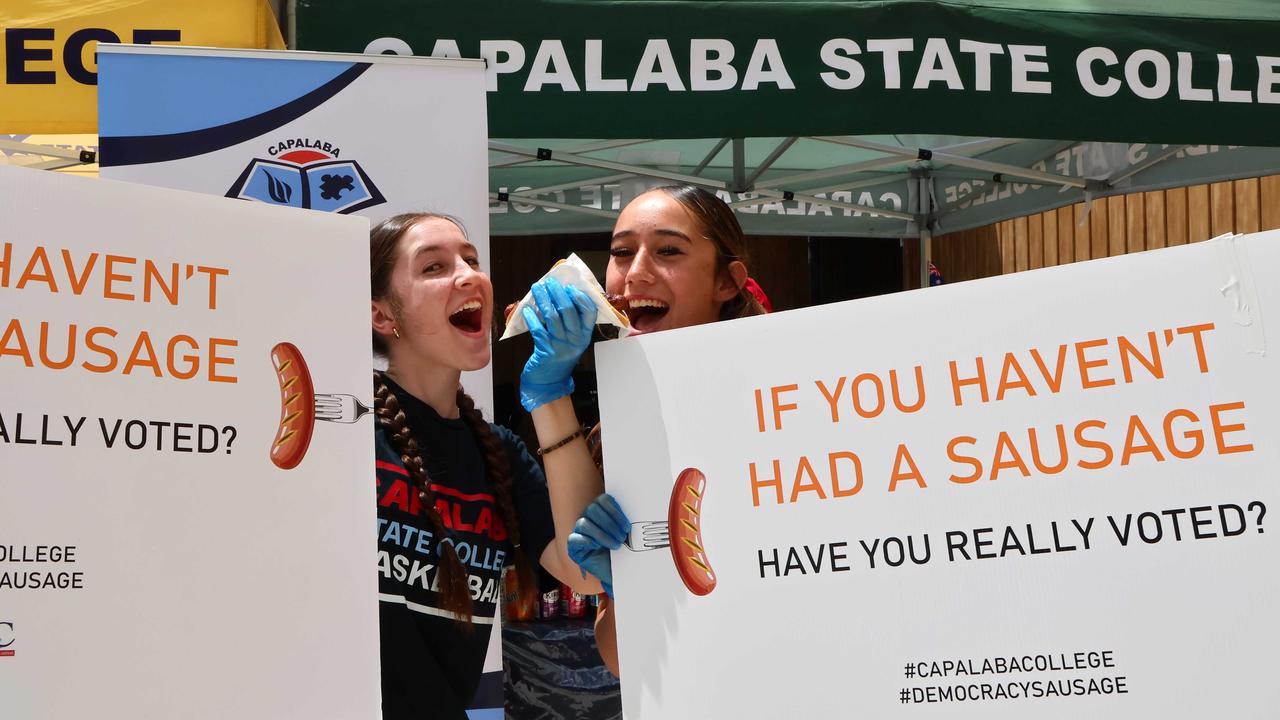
269 342 315 470
269 342 372 470
625 467 717 597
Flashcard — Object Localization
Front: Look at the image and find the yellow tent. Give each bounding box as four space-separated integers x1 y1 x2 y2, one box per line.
1 0 284 172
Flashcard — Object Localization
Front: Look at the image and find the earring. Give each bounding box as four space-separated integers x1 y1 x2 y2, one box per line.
392 327 401 339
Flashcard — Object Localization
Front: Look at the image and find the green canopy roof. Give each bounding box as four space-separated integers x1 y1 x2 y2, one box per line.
295 0 1280 236
909 0 1278 20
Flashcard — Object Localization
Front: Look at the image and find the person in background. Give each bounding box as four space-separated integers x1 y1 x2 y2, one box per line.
929 261 946 286
516 185 768 674
368 212 603 719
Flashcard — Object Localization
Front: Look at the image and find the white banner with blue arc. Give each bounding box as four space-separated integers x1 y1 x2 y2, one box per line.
97 46 486 221
99 48 391 212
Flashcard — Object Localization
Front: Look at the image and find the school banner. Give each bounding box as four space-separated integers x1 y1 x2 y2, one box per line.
596 232 1280 718
0 166 379 718
0 0 283 133
294 0 1280 145
96 44 495 414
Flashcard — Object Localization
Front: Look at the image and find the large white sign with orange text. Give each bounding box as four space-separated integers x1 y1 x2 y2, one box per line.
0 166 380 718
597 232 1280 719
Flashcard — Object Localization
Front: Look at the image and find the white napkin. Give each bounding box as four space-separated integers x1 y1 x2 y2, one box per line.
499 253 631 340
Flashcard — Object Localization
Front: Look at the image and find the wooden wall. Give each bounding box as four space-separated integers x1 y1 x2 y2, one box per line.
928 176 1280 284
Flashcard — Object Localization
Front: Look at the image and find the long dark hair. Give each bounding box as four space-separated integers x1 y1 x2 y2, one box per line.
652 185 766 321
370 213 537 624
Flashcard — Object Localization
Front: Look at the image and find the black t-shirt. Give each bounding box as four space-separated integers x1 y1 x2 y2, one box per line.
375 376 555 720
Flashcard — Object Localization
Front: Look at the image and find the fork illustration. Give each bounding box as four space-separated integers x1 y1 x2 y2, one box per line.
314 393 373 424
625 520 670 551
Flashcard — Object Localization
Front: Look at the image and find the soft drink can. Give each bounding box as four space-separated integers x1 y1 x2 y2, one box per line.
564 584 588 618
539 588 560 619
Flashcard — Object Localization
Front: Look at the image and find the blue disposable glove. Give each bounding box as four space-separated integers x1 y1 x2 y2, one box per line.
519 277 598 412
566 493 630 598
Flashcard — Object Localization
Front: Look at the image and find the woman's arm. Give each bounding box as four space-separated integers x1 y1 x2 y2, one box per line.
517 278 610 593
594 595 620 676
532 395 605 594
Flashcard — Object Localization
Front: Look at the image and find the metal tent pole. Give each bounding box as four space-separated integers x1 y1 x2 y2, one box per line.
1108 145 1189 185
488 141 727 189
691 138 731 176
917 172 933 289
755 154 908 191
919 225 933 289
742 137 798 189
488 139 654 169
821 135 1092 190
731 138 747 190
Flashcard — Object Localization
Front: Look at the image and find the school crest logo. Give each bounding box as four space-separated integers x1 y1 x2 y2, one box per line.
226 138 385 214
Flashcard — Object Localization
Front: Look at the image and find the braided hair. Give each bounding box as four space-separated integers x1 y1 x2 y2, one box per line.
455 389 537 611
373 372 475 624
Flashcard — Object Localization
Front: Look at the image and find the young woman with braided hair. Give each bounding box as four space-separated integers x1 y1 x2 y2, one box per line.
369 212 601 720
518 185 767 677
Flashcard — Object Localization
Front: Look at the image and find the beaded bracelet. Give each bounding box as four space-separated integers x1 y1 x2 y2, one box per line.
536 428 584 457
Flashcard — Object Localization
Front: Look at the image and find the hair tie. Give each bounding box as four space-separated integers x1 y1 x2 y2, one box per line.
743 277 773 313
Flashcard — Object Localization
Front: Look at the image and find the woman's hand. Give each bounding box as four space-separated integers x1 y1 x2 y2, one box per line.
566 493 630 598
519 278 598 412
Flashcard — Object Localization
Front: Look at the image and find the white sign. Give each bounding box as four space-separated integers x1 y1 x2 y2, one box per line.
0 166 379 718
96 44 494 412
597 233 1280 718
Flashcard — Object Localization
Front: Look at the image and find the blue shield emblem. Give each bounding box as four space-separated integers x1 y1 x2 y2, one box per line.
231 160 304 208
227 156 385 214
304 160 379 213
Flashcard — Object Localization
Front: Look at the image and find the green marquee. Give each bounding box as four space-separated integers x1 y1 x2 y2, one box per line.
294 0 1280 240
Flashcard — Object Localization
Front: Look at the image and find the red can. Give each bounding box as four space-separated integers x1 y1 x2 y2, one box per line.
563 584 588 618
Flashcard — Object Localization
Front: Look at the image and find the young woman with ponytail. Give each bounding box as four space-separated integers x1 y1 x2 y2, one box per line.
518 185 767 676
369 213 600 719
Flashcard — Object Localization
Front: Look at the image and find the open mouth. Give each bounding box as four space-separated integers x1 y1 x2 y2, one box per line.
449 300 484 333
626 298 669 332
